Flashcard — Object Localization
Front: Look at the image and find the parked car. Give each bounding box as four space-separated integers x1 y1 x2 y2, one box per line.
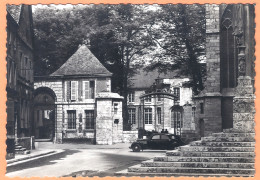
130 133 185 152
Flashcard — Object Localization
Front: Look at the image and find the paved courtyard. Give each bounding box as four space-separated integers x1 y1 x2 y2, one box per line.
6 142 166 177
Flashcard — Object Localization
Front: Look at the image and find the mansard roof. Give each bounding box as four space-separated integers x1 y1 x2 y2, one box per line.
50 44 112 77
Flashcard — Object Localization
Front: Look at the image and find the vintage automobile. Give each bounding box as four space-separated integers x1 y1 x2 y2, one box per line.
130 133 185 152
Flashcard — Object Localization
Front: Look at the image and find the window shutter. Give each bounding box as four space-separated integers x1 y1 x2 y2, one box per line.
67 81 71 101
71 81 77 100
84 81 89 99
78 80 82 101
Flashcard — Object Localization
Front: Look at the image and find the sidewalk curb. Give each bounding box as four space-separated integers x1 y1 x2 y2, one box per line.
7 150 63 166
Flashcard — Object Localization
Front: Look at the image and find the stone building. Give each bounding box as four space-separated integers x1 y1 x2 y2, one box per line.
6 5 35 159
119 4 255 176
127 69 196 141
193 4 255 138
34 45 123 144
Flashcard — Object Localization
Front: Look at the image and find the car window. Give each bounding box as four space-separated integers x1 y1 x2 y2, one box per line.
161 135 170 140
151 135 160 139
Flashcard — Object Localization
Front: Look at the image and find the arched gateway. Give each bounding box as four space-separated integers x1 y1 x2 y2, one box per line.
33 87 56 140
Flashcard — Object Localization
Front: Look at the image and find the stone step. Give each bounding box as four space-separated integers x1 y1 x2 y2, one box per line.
223 128 255 133
211 132 255 138
15 150 30 155
115 170 254 177
190 141 255 147
141 160 254 169
128 164 255 175
178 145 254 152
166 151 255 158
154 156 254 163
202 136 255 142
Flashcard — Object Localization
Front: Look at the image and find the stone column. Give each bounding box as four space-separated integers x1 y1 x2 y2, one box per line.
95 92 123 145
54 104 63 143
194 4 222 137
232 5 255 133
233 76 255 132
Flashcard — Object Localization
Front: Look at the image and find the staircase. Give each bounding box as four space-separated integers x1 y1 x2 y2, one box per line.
117 129 255 177
15 143 30 155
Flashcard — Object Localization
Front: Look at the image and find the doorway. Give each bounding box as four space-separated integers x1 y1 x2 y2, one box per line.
199 119 205 138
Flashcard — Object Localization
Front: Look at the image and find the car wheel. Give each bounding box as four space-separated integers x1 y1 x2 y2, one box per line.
132 144 141 152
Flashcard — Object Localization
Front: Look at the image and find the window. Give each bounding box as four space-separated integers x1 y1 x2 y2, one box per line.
200 103 204 114
220 6 237 88
144 95 152 103
19 52 23 75
114 102 118 114
83 81 95 99
192 107 196 118
144 108 152 124
128 92 135 103
25 57 28 79
85 110 94 129
128 108 136 124
71 81 77 100
67 110 76 129
157 107 162 124
152 135 160 140
161 135 169 140
157 95 162 102
171 110 182 128
90 81 95 99
174 88 180 100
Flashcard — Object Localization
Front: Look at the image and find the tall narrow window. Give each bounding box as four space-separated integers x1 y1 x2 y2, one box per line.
173 88 180 104
220 6 237 88
25 57 28 79
145 95 152 103
157 107 162 124
144 108 152 124
85 110 94 129
84 81 95 99
67 110 76 129
200 103 204 114
171 110 182 128
90 81 95 99
19 52 23 75
128 108 136 124
71 81 77 100
192 107 196 118
128 92 135 103
157 95 162 102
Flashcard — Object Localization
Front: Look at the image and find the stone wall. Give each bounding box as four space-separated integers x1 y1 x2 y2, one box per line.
205 4 221 93
122 131 138 143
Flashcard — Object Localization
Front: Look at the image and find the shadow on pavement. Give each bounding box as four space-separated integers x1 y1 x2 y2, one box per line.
6 150 80 174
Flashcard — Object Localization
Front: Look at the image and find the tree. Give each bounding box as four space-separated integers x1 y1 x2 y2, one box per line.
33 5 95 75
88 5 155 129
145 4 206 94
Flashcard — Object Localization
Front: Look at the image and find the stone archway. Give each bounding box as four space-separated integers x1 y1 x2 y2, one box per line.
33 87 56 140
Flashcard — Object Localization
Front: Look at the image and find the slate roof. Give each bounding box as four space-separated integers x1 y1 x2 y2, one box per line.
129 68 183 89
50 44 112 77
6 5 22 24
